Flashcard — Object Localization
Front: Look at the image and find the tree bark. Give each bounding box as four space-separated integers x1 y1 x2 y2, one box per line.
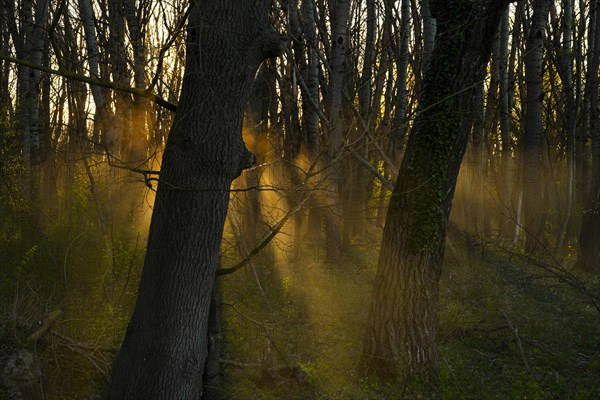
123 0 148 163
360 0 507 382
324 0 350 263
79 0 110 147
523 0 552 253
107 1 284 398
555 0 576 253
498 5 514 240
6 0 49 199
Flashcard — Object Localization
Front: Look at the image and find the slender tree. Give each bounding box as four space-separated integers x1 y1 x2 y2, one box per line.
522 0 552 253
498 4 514 240
324 0 350 263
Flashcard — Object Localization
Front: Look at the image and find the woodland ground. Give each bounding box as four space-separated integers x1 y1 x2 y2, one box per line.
1 218 599 400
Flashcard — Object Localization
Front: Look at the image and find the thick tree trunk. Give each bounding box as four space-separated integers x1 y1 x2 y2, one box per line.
360 0 507 382
523 0 552 253
107 2 283 398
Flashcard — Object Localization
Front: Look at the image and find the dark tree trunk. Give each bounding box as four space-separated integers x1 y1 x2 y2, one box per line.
360 0 507 382
107 2 284 399
523 0 552 253
324 0 350 264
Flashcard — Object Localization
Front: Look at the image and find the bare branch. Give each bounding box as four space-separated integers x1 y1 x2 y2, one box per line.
0 53 178 112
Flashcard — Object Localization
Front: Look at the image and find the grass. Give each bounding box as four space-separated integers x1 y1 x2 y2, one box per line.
1 213 599 399
219 230 600 399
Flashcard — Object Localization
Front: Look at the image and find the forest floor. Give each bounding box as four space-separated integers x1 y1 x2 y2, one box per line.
1 226 599 399
220 227 600 400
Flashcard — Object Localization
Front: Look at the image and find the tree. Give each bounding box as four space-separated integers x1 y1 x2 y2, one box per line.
360 0 508 382
5 0 49 199
324 0 350 263
522 0 552 253
107 1 285 398
498 4 515 240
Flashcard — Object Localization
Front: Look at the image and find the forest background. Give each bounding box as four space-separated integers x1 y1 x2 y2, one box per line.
0 0 599 399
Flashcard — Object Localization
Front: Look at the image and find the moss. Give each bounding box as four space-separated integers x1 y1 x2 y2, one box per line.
403 12 467 254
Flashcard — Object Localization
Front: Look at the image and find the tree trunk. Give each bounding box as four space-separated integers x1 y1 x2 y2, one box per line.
350 0 376 240
360 0 507 382
6 0 49 200
107 2 284 398
555 0 576 253
123 0 148 163
498 5 514 240
79 0 110 147
421 0 436 74
324 0 350 263
390 0 411 150
523 0 552 253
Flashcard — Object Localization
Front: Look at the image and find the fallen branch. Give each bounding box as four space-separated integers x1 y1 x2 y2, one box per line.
501 310 530 370
27 309 63 343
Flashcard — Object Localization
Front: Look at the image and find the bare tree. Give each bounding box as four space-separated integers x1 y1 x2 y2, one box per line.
107 1 285 398
522 0 552 253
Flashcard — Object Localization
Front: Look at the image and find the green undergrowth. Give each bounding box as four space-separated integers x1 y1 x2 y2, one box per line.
1 191 599 399
0 170 148 400
220 232 600 399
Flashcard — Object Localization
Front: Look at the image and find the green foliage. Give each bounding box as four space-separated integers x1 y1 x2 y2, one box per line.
509 371 545 400
0 157 147 399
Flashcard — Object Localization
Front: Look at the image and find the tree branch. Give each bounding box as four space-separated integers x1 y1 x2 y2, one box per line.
0 53 178 112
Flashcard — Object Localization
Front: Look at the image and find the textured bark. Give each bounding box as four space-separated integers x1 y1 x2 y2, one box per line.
201 280 222 400
360 0 507 382
107 1 284 398
523 0 552 253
